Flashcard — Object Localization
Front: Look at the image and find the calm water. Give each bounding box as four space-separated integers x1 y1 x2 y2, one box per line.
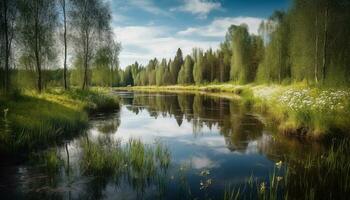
0 91 323 199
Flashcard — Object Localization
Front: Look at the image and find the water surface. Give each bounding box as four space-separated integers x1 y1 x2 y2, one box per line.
0 91 323 199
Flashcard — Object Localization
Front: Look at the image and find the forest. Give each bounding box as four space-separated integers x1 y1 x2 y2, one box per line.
1 0 350 92
118 0 350 87
0 0 120 94
1 0 350 199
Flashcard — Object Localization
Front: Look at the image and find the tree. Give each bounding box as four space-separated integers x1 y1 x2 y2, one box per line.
92 46 112 86
257 11 290 83
156 59 166 86
108 40 121 86
1 0 16 93
321 0 329 83
70 0 111 90
17 0 58 93
59 0 68 89
229 24 251 83
193 48 204 85
178 55 194 84
250 35 264 82
170 48 183 84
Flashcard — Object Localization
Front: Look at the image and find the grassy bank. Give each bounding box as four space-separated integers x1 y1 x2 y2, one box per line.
0 88 119 154
117 84 350 139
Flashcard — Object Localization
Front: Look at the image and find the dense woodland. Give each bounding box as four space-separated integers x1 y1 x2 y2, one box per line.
1 0 350 95
120 0 350 87
0 0 120 94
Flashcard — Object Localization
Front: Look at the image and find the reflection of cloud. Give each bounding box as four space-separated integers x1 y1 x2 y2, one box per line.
111 107 195 143
191 155 218 169
245 141 259 154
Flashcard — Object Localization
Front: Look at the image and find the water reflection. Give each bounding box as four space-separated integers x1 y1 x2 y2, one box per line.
119 91 264 152
0 91 325 199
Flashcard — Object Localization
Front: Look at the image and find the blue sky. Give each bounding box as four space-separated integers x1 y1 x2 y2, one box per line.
110 0 290 68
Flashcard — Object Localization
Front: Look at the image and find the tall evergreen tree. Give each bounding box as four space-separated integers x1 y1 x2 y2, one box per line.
170 48 183 84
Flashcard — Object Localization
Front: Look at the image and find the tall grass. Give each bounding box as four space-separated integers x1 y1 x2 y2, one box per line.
80 137 171 193
0 88 119 154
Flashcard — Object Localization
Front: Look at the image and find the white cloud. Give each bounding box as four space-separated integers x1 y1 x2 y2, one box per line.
128 0 171 16
113 26 218 68
112 13 129 23
178 16 264 36
172 0 221 19
113 17 264 68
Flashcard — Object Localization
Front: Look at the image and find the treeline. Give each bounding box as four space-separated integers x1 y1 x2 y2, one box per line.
119 0 350 87
0 0 120 94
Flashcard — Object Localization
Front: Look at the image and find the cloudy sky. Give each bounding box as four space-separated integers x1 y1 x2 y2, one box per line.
110 0 290 68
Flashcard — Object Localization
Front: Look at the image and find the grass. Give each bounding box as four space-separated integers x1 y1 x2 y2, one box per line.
251 85 350 139
117 83 350 139
0 88 119 154
80 137 171 193
80 137 171 177
224 139 350 200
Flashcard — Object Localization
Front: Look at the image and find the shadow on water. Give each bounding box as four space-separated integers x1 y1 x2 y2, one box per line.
1 91 338 199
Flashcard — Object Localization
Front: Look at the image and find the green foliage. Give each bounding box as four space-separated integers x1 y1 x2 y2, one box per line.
0 88 119 153
170 48 184 84
80 137 171 178
229 24 251 83
193 48 204 85
178 55 194 84
117 0 350 88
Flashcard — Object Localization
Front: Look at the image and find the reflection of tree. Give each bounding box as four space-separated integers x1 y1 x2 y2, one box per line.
123 91 265 152
257 134 325 162
178 94 194 122
94 111 121 134
220 101 264 151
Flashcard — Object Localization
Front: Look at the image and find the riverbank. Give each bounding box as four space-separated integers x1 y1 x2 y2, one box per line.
0 88 119 154
116 84 350 139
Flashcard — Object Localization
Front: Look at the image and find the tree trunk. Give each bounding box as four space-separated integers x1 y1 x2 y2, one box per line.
4 0 10 94
34 0 42 93
111 64 114 87
322 2 329 83
63 0 68 90
314 7 319 83
82 31 89 90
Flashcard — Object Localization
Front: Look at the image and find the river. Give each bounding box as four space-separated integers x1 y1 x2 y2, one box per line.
0 91 324 199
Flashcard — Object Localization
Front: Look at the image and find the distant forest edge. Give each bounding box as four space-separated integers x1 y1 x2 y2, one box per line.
1 0 350 95
119 0 350 87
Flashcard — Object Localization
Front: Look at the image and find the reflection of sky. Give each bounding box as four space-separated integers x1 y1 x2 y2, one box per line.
4 92 279 200
90 102 275 187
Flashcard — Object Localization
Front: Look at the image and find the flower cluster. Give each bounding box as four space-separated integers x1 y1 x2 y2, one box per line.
277 88 349 112
254 87 280 100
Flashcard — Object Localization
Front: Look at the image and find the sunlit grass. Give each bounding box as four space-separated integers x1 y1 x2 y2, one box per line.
251 85 350 138
0 88 119 153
